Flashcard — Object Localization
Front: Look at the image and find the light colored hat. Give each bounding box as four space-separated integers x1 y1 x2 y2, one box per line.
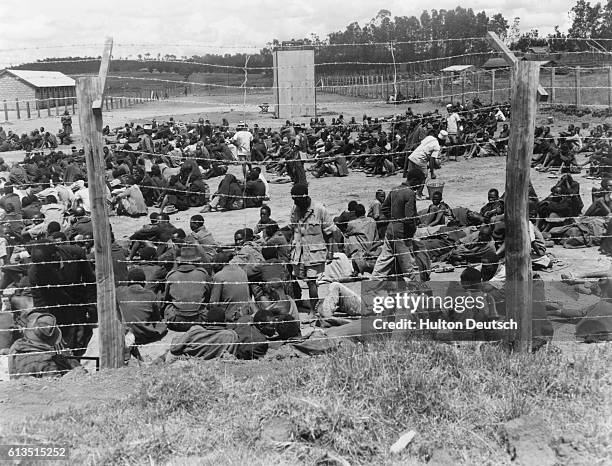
438 130 449 140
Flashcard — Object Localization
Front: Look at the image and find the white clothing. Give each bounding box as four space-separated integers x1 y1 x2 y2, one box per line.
231 130 253 157
408 136 441 169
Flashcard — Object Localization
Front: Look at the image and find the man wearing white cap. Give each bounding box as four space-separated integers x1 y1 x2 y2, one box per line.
406 130 449 199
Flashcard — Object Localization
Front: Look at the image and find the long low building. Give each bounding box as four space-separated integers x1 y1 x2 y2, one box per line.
0 69 75 109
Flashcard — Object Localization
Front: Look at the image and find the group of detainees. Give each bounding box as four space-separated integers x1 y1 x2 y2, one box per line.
2 104 612 379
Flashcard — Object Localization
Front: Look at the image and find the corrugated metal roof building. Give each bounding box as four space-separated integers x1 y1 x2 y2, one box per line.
0 69 76 109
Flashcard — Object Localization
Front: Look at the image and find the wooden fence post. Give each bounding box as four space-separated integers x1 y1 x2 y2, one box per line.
461 75 465 105
505 61 539 352
3 101 7 121
26 101 31 119
47 99 51 117
491 70 496 105
72 97 76 115
36 100 41 118
110 97 114 109
15 99 20 119
55 98 59 116
77 38 124 370
575 66 581 107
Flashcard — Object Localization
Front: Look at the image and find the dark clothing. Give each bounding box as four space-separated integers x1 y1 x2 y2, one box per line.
0 193 21 214
66 217 93 239
382 182 418 240
244 179 266 208
163 263 210 331
28 245 96 353
209 264 251 323
116 284 167 345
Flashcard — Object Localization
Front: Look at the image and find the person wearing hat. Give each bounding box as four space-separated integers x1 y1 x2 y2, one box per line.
9 312 80 378
289 183 337 315
66 206 93 240
406 130 448 199
116 268 167 345
162 243 210 332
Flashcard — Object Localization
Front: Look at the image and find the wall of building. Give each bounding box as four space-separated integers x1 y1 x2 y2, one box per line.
273 49 315 120
0 74 36 110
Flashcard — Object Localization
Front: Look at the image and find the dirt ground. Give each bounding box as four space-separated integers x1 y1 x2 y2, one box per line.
0 91 611 428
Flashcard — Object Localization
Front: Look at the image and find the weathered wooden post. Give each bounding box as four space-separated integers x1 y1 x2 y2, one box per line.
76 37 124 369
504 61 539 351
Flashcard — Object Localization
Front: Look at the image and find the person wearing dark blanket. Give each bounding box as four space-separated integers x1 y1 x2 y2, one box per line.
9 312 80 379
28 242 96 354
116 267 167 345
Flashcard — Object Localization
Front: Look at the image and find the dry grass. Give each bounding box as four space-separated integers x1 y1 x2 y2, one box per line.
2 338 610 465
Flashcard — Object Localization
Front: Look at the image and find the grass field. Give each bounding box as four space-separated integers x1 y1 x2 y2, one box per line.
1 340 610 465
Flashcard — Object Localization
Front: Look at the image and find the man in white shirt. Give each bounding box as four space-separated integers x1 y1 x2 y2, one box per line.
446 104 461 161
407 130 448 199
231 122 254 179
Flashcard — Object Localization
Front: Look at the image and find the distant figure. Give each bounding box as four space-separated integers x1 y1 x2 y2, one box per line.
61 111 72 136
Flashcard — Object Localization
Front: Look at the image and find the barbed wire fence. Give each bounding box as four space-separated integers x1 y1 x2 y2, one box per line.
1 36 611 377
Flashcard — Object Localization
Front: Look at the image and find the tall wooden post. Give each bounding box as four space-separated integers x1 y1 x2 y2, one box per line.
575 66 581 107
461 74 465 105
608 67 612 109
15 99 20 119
36 100 41 118
55 98 59 116
505 61 539 352
72 97 76 115
26 101 31 119
2 101 7 121
491 70 495 104
47 99 51 117
76 38 123 369
550 68 556 104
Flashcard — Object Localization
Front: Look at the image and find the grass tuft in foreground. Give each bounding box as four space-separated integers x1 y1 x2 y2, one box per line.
3 339 611 465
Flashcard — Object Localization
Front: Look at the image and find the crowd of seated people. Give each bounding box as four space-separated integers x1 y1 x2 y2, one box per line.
9 104 612 377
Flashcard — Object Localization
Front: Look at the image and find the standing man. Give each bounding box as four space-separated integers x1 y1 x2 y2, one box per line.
289 183 337 315
231 122 253 179
61 110 73 137
406 130 448 199
372 169 426 281
446 104 462 161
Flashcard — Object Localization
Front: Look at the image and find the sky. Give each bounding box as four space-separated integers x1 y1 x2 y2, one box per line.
0 0 576 66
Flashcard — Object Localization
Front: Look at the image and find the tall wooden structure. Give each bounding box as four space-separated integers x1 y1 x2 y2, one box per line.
273 48 316 120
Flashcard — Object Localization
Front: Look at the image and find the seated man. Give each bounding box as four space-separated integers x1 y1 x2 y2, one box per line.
186 214 217 264
209 251 251 323
585 178 612 217
230 228 264 270
419 191 451 227
116 267 167 345
9 312 80 379
344 203 378 261
244 170 266 208
254 205 276 239
134 246 167 294
162 244 210 332
479 189 504 223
